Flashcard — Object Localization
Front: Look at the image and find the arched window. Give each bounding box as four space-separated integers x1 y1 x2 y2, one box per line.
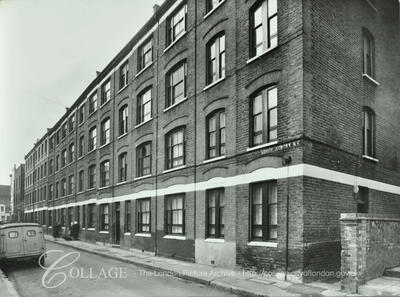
119 105 128 136
206 109 226 159
206 33 225 85
250 85 278 146
165 127 185 169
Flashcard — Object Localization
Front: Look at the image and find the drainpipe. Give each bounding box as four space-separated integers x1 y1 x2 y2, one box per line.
283 156 292 281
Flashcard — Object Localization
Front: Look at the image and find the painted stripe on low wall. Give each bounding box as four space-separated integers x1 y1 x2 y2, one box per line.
24 164 400 213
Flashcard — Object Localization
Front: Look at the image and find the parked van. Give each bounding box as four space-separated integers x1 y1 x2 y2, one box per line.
0 223 46 265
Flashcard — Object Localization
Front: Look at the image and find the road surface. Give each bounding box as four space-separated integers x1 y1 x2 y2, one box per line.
1 242 236 297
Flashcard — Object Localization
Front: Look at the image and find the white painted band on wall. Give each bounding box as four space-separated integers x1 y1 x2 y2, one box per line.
23 164 400 214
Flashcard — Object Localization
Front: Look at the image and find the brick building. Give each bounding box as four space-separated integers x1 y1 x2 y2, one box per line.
23 0 400 281
0 185 11 223
12 164 25 222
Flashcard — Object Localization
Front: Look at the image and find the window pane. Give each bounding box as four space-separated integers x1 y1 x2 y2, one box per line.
268 87 277 107
268 0 277 15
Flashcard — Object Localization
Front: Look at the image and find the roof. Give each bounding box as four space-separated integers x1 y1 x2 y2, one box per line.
0 223 42 229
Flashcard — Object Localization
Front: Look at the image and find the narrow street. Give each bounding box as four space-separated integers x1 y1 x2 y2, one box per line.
1 242 236 297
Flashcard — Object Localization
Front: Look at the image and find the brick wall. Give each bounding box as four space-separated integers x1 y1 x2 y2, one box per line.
340 213 400 293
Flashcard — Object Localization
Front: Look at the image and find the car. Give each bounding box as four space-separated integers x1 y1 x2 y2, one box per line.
0 223 46 266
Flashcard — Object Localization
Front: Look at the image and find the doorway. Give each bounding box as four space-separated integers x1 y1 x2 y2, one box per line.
114 202 120 245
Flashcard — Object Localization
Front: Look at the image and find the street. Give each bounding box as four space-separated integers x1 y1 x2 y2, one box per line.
1 242 237 297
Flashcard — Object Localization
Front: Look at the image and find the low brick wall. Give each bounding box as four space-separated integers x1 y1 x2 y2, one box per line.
340 213 400 293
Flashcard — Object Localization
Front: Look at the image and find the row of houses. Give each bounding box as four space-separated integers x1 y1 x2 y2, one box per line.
15 0 400 281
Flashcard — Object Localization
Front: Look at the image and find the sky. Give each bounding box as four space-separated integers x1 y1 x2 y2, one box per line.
0 0 164 185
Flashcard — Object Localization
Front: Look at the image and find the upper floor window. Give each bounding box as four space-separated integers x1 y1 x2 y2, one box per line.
100 118 110 146
49 184 54 200
79 104 85 124
61 179 67 197
78 170 84 192
137 88 152 125
118 152 127 183
136 142 151 177
207 33 225 85
49 159 53 175
55 182 59 198
88 165 96 189
119 62 129 90
363 107 376 158
55 155 60 171
167 4 187 46
61 149 67 168
251 181 277 241
166 61 186 108
206 188 225 238
62 123 67 139
68 175 74 195
363 29 375 78
250 86 277 146
165 127 185 170
88 126 97 152
69 143 75 163
206 109 226 159
79 136 84 158
69 115 75 132
138 38 152 71
250 0 278 58
119 105 128 136
207 0 223 13
88 92 98 114
100 160 110 188
101 79 111 105
165 194 185 235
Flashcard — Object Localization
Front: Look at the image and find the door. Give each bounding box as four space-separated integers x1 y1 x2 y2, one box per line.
3 227 24 258
114 202 120 244
23 227 42 255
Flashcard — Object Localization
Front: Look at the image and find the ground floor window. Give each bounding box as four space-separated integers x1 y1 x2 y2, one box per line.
165 194 184 235
100 204 109 231
250 181 277 241
88 204 95 229
137 198 150 233
125 201 131 233
206 188 225 238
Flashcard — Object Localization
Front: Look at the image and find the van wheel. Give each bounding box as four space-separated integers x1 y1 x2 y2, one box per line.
37 256 45 267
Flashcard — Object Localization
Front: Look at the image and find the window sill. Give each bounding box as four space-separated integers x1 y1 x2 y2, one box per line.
362 155 379 163
116 181 128 185
87 149 96 155
246 45 278 65
203 77 226 92
163 97 188 113
99 142 110 149
135 118 153 129
364 0 378 11
135 62 153 78
117 133 128 140
88 110 97 118
118 84 129 94
124 232 132 236
203 155 226 164
362 73 380 86
205 238 225 243
87 228 96 231
135 233 151 238
78 121 85 128
163 32 187 55
100 99 111 109
163 165 186 174
246 141 279 152
248 241 277 248
134 175 152 181
163 235 186 240
99 231 109 234
98 185 112 190
203 0 226 20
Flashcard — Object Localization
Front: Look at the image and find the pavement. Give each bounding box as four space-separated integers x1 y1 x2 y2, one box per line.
0 268 20 297
44 235 352 297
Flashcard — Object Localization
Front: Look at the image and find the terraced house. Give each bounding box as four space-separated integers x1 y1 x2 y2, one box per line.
23 0 400 281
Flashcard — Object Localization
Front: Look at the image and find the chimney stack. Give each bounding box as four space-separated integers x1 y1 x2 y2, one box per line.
153 4 160 14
